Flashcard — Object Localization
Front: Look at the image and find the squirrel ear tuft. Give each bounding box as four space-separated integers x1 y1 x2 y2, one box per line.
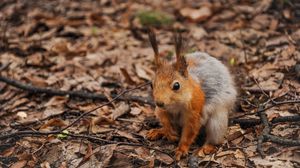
174 31 188 76
148 28 161 67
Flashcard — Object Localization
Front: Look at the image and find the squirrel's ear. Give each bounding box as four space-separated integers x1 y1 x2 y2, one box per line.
174 31 188 76
148 28 161 67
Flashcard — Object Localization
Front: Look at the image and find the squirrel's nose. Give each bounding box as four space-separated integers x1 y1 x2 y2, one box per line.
156 101 165 108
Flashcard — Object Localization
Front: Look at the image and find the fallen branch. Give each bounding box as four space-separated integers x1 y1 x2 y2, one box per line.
0 76 154 106
60 81 152 132
0 130 175 164
230 115 300 128
1 81 151 139
264 134 300 146
0 128 176 164
256 106 300 158
257 99 300 114
257 106 270 158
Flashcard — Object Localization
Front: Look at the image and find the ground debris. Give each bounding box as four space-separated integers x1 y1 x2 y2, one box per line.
0 0 300 167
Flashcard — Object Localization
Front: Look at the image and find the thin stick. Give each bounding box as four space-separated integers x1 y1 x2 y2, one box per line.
60 81 151 131
257 106 269 158
0 76 154 106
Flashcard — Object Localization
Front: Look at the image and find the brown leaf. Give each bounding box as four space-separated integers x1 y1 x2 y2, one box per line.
130 107 142 115
24 75 48 87
40 118 67 131
116 130 138 142
134 64 152 81
26 53 43 66
45 96 67 107
155 152 173 165
16 111 28 121
1 147 15 157
40 161 51 168
228 130 243 142
120 67 137 85
90 116 115 134
190 26 207 40
96 144 117 167
111 102 130 120
11 160 27 168
180 6 212 22
92 116 114 126
10 98 29 109
76 143 93 168
42 106 65 118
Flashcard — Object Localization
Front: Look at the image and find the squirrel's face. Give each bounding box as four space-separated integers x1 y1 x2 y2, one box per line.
152 63 192 110
147 29 190 110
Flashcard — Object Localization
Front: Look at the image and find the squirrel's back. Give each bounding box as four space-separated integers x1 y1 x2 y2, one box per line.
186 52 237 115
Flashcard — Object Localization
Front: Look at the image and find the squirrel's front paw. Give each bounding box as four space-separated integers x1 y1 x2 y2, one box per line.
147 128 178 142
175 146 188 160
197 144 217 155
164 133 178 142
147 128 164 140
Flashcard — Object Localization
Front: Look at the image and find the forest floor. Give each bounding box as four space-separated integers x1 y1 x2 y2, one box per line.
0 0 300 167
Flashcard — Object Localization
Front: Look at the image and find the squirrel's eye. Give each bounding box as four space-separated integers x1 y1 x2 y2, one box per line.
172 82 180 90
150 82 153 89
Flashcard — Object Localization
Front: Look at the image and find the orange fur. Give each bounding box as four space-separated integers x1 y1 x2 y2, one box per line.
147 69 205 160
197 144 217 155
147 108 178 142
175 77 205 160
146 29 206 160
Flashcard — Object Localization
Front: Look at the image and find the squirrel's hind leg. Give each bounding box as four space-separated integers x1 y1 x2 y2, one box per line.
198 105 229 155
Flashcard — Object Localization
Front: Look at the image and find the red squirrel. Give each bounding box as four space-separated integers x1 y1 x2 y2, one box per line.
146 29 237 160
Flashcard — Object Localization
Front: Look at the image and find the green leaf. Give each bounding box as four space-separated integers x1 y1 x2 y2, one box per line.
136 10 174 27
229 57 235 66
57 130 69 139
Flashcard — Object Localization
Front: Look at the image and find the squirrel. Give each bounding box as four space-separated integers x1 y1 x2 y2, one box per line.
146 29 237 160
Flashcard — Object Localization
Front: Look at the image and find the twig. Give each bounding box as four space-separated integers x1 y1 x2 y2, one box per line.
233 99 300 119
9 111 83 128
0 130 60 140
253 78 271 102
0 130 175 164
272 115 300 123
0 82 151 139
69 134 176 165
264 134 300 146
256 106 300 158
230 115 300 128
0 76 154 106
257 106 270 158
59 81 151 132
257 99 300 113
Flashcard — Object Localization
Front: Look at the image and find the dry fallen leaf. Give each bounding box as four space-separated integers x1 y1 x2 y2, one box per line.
16 111 28 120
10 160 27 168
180 6 212 22
76 143 93 168
130 107 142 115
97 144 117 167
155 152 173 165
116 130 139 142
134 64 152 81
111 102 130 120
42 106 65 118
40 118 67 131
26 53 43 66
120 67 137 85
10 98 29 109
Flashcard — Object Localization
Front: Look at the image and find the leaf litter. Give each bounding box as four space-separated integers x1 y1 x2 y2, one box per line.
0 0 300 167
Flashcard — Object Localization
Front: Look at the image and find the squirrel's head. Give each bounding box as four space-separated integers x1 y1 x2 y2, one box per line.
148 29 193 110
